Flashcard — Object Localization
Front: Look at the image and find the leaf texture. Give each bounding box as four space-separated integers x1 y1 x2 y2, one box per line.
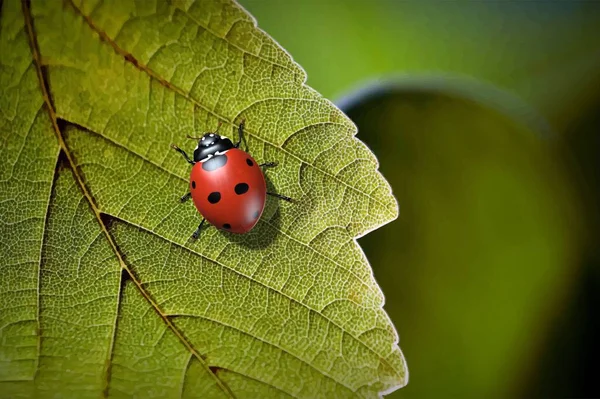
0 0 405 397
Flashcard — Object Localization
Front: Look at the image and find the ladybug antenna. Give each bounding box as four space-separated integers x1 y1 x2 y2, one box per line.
214 121 223 134
186 122 223 140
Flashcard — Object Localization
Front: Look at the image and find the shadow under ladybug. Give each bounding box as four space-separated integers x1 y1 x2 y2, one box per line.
171 120 293 240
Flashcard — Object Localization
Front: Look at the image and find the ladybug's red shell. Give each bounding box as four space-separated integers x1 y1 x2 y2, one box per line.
189 148 266 234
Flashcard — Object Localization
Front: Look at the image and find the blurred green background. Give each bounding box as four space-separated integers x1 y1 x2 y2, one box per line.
240 1 600 397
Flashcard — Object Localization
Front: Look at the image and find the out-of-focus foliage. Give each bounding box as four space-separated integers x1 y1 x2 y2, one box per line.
241 0 600 130
241 0 600 397
341 83 582 398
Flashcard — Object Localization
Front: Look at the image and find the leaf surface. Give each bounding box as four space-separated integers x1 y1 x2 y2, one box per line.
0 0 405 397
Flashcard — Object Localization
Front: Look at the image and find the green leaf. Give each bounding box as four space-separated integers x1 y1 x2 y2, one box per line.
0 0 405 398
339 80 582 398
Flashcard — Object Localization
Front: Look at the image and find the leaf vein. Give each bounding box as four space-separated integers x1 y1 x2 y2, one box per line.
18 16 63 386
168 0 297 75
66 0 393 216
117 218 400 379
178 353 193 399
165 313 359 396
21 2 235 396
65 124 379 299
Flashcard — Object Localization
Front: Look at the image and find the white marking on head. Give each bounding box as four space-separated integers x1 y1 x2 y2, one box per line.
201 137 205 141
209 133 214 137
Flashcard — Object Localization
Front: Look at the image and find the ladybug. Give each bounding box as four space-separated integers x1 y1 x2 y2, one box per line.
171 120 292 239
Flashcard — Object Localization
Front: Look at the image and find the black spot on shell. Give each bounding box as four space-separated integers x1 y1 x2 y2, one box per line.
253 210 260 219
246 158 254 167
202 154 227 171
235 183 249 195
223 223 231 229
191 181 196 189
207 192 221 204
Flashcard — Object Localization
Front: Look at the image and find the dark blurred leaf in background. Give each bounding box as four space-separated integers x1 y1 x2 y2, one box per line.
339 79 584 398
241 1 600 396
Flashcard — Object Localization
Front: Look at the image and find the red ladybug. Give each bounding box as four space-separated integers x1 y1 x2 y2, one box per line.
171 121 292 239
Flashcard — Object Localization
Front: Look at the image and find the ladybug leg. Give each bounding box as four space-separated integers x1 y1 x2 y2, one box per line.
234 120 249 151
180 192 192 203
259 162 277 168
170 144 195 165
191 218 207 239
267 192 293 202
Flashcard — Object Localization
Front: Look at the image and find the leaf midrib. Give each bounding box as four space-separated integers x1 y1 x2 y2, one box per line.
20 1 235 397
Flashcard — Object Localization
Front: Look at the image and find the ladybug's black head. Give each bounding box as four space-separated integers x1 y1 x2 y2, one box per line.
193 133 234 162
